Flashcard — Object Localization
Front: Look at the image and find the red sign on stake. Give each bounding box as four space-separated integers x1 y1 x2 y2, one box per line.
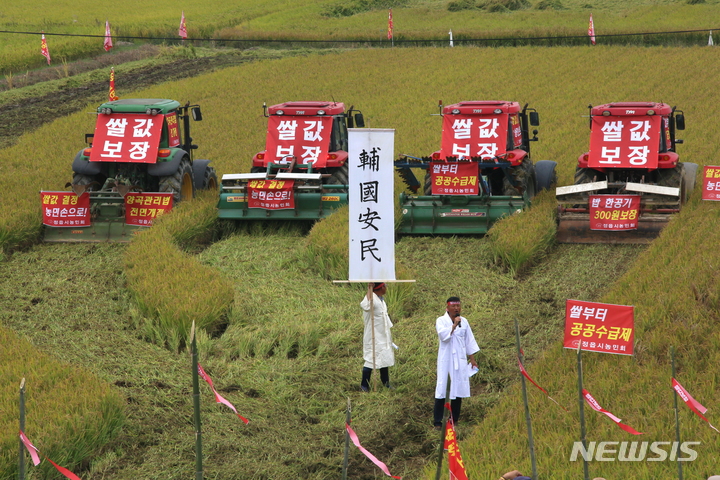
701 165 720 201
563 299 634 355
589 194 640 231
430 162 479 195
124 193 173 226
41 192 91 227
247 179 295 210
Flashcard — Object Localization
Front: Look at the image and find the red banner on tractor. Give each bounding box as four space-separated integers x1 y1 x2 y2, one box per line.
588 115 661 169
440 114 508 160
588 195 640 230
701 165 720 201
265 116 333 168
41 192 91 226
124 193 173 226
90 113 164 163
165 113 180 147
430 162 479 195
563 299 634 355
247 179 295 210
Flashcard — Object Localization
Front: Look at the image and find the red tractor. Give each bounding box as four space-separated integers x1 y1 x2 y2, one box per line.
556 102 697 243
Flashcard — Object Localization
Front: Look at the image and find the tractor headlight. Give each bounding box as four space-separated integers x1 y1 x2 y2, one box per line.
493 109 502 114
451 109 460 114
276 110 284 115
318 109 326 115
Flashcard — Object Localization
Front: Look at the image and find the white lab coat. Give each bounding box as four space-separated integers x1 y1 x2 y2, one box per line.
435 312 480 399
360 293 395 369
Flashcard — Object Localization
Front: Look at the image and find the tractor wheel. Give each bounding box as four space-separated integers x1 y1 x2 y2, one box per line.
535 160 558 191
574 167 604 185
503 160 536 198
423 171 433 196
159 157 194 203
682 162 698 203
656 164 685 208
202 166 218 190
326 164 349 192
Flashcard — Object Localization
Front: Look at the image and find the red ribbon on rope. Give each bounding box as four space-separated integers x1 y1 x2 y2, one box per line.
672 378 719 433
583 389 643 435
198 363 249 424
345 423 401 479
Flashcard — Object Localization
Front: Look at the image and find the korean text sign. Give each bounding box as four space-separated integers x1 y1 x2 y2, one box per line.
440 114 508 160
430 161 479 195
589 195 640 231
589 115 661 169
90 114 164 163
247 179 295 210
265 116 333 167
124 193 173 226
41 191 91 226
701 166 720 201
348 129 395 281
563 299 634 355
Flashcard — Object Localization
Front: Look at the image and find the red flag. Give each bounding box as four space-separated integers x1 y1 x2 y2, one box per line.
583 389 643 435
444 405 469 480
345 423 401 478
40 33 51 65
672 378 720 432
517 356 568 411
588 13 596 45
45 457 81 480
179 11 188 39
104 20 113 51
109 67 119 101
387 9 393 40
19 431 41 466
197 363 249 424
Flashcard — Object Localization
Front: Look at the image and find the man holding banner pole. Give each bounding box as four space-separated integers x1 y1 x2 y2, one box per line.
433 296 479 428
360 282 395 392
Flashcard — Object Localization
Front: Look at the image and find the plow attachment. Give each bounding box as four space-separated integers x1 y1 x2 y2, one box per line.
398 192 528 235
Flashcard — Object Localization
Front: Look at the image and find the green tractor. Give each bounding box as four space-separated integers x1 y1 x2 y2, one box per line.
42 99 217 242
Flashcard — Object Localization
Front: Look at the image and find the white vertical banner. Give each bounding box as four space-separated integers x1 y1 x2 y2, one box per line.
348 129 396 281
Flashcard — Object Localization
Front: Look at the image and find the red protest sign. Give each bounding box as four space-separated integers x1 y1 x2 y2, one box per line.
440 114 508 160
247 179 295 210
90 114 164 163
588 115 661 169
124 193 173 226
165 113 180 147
701 165 720 201
430 161 479 195
563 299 634 355
265 116 333 167
589 195 640 231
41 192 91 227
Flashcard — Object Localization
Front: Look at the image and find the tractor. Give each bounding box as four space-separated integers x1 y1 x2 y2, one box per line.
217 101 364 221
42 98 217 242
556 102 697 244
394 100 557 235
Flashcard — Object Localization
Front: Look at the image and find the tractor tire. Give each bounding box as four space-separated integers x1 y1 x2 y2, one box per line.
574 167 604 185
503 160 537 199
326 164 349 192
656 164 684 189
682 162 699 202
423 171 432 196
159 157 194 203
535 160 558 191
201 166 218 190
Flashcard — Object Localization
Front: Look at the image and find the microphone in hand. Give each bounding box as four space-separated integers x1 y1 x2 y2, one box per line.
454 312 461 327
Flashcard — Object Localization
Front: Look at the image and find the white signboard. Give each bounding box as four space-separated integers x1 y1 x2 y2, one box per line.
348 129 396 281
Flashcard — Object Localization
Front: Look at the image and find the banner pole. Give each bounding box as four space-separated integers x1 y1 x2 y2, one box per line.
368 283 377 392
671 346 683 480
434 374 451 480
18 378 26 480
577 346 589 480
190 322 203 480
342 398 351 480
515 319 538 480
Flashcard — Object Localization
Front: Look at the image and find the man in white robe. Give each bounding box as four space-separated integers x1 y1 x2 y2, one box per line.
360 282 395 392
433 296 479 427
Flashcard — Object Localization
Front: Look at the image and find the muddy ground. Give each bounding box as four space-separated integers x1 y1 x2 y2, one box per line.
0 44 254 148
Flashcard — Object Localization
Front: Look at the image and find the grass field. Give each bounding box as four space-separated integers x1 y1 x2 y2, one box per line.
3 33 720 479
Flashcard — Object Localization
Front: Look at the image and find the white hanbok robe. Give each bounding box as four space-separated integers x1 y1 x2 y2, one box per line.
435 312 480 399
360 293 395 369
